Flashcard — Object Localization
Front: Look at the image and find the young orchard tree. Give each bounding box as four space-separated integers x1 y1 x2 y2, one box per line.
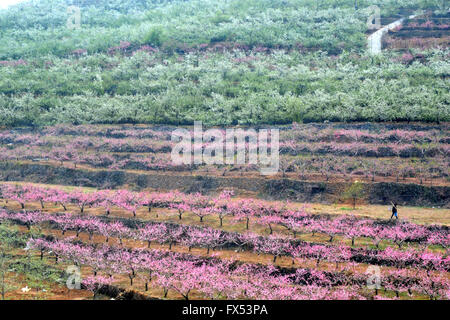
415 271 449 300
325 217 347 243
211 190 234 226
426 160 437 187
279 158 292 178
153 259 176 298
201 229 228 254
191 207 212 223
214 207 229 227
342 181 365 209
136 256 159 292
2 184 26 209
164 226 183 250
257 235 292 263
231 199 257 230
22 184 47 209
168 262 204 300
295 159 309 180
70 190 96 214
280 217 304 238
45 189 70 211
170 203 190 220
95 190 114 215
138 224 166 248
344 217 365 246
198 266 234 299
114 190 143 217
108 221 130 246
144 192 161 213
317 157 331 182
260 215 283 235
367 159 377 182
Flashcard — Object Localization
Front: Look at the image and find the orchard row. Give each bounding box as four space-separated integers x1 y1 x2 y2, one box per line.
1 144 448 182
1 184 448 248
27 237 450 300
17 124 450 144
2 130 448 158
2 209 448 272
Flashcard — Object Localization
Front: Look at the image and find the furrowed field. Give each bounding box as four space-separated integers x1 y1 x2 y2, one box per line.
0 0 448 301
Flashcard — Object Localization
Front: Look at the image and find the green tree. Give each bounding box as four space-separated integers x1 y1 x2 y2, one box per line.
343 181 365 209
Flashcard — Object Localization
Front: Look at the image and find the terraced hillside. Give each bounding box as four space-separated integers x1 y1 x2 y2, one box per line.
0 0 448 301
0 182 449 300
385 11 450 50
0 123 449 206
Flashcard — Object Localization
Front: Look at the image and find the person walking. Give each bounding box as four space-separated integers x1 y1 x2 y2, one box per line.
390 202 398 220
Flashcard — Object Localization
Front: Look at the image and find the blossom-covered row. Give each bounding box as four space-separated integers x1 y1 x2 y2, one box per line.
1 184 448 248
27 238 450 300
2 209 448 272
